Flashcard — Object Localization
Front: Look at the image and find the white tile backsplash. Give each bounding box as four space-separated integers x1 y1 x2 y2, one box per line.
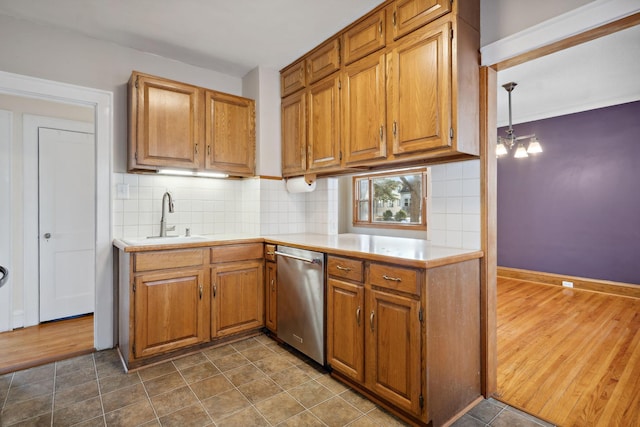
113 160 477 251
429 159 481 250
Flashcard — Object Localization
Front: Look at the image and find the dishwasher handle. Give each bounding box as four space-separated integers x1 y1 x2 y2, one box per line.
275 250 322 265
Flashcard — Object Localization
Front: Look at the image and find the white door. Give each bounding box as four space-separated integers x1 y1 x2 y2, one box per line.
0 110 12 332
39 127 95 321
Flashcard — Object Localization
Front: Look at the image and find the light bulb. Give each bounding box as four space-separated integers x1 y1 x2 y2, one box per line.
514 143 528 158
496 143 508 156
527 137 543 154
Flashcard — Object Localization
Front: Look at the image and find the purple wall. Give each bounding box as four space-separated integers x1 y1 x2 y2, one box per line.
497 101 640 285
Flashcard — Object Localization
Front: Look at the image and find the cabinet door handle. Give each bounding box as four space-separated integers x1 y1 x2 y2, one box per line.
392 10 396 26
207 145 211 156
213 283 217 298
356 306 361 326
336 265 352 272
382 274 402 282
379 22 383 35
370 310 375 332
270 279 275 291
195 143 198 155
392 121 397 137
199 284 203 300
379 125 384 142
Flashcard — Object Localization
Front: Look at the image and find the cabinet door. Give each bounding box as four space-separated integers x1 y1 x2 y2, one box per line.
366 289 423 417
281 60 306 97
308 74 341 171
307 38 341 85
391 0 451 40
343 9 386 65
265 262 277 332
211 260 264 337
388 20 451 156
281 91 307 176
204 91 255 176
130 73 202 170
134 269 208 359
327 278 365 382
342 53 387 165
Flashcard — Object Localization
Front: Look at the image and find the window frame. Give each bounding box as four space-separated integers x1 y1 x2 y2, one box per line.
352 167 428 230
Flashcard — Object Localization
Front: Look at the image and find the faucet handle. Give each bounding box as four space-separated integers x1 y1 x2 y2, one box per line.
166 225 176 232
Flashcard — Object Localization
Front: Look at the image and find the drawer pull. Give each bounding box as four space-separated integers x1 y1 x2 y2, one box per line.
266 251 275 256
382 274 402 282
370 310 375 332
356 306 361 326
336 265 352 272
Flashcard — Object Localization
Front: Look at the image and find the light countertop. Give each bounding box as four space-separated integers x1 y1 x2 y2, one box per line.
113 233 482 268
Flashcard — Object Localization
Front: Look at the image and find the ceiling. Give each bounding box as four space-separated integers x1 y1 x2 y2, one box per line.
1 0 637 126
496 23 640 126
0 0 382 76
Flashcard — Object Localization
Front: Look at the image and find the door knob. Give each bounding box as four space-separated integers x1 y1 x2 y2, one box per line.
0 266 8 287
44 233 51 239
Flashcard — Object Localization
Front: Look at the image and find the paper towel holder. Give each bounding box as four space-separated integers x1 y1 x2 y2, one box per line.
304 174 316 185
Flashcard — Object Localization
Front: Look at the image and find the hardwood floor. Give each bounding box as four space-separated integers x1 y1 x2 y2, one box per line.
496 277 640 426
0 314 94 375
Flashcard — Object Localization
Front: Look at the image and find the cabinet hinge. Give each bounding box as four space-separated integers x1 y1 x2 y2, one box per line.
134 151 138 161
134 75 139 89
419 308 423 323
449 127 454 140
451 28 454 40
419 394 424 409
338 79 341 90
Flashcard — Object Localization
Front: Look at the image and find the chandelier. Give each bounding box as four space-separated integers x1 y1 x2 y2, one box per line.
496 82 543 158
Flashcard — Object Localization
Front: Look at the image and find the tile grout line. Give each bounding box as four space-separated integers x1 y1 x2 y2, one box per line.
50 362 57 427
138 369 162 426
170 357 216 426
92 354 107 427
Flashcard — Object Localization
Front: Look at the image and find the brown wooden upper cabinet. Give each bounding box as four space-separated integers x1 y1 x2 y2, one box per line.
343 10 386 65
391 0 451 40
205 91 255 176
129 71 256 177
129 73 203 171
280 37 342 176
280 0 480 177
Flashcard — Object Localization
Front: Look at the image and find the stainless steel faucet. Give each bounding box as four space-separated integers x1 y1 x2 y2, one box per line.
159 191 175 237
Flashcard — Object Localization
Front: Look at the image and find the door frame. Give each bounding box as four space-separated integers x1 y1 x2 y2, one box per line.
25 117 94 324
0 70 113 350
0 110 12 333
479 3 639 397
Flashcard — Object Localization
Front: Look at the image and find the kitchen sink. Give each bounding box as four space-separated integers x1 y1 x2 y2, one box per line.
121 235 208 245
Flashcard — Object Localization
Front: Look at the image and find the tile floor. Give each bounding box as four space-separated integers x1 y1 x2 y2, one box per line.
0 334 554 427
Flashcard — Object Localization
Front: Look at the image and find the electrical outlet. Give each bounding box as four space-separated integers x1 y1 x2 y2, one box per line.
562 280 574 288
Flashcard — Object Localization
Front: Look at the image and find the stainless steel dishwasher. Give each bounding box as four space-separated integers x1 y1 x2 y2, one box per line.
275 245 326 365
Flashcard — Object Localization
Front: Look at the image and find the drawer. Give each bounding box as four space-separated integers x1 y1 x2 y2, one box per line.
134 249 204 272
368 263 420 295
328 256 364 283
264 244 276 262
211 243 263 263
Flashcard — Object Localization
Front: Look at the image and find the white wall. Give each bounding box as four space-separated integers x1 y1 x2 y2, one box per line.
480 0 595 46
0 14 242 173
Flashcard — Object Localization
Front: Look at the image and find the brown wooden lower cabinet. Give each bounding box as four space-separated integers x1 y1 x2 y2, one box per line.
117 243 266 370
133 268 208 359
211 259 264 338
327 256 481 427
